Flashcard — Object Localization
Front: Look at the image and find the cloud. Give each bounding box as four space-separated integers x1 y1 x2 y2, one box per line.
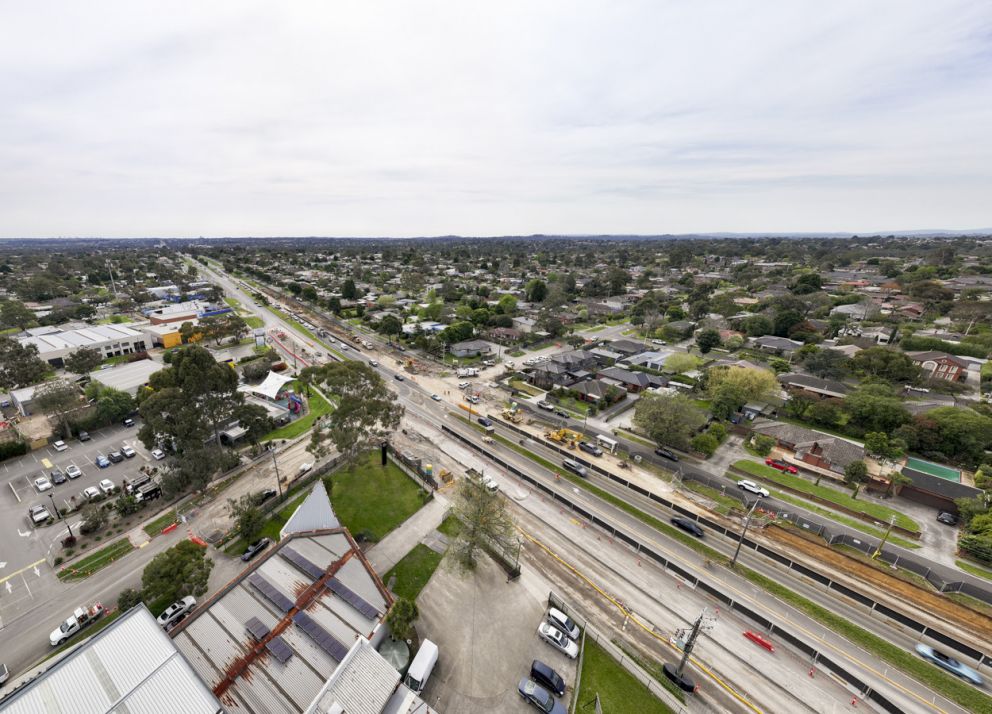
1 0 990 236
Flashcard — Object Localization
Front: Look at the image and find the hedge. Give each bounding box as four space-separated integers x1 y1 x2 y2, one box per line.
0 439 29 462
900 335 988 358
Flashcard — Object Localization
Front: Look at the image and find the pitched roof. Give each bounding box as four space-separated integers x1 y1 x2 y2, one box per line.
906 351 970 367
778 373 851 397
281 480 340 539
752 421 864 467
599 366 652 388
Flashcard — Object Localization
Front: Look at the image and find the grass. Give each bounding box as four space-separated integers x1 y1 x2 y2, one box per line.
263 389 334 441
741 567 992 714
508 379 544 397
223 296 241 308
437 514 462 538
612 640 685 703
584 324 607 333
733 460 919 533
57 539 135 581
554 395 592 416
771 491 921 549
578 638 673 714
143 508 179 537
323 452 427 542
945 591 992 618
613 428 656 449
384 544 444 601
507 349 525 357
245 316 264 329
224 491 310 555
684 481 739 515
956 559 992 581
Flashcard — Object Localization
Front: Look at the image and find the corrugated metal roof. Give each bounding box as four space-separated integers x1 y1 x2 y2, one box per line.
280 481 339 539
0 606 221 714
307 639 399 714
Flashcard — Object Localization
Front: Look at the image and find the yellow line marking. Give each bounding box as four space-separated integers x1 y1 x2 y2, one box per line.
0 559 46 586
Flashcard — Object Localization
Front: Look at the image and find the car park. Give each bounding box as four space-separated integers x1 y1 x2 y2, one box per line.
537 622 578 659
937 511 958 526
578 441 602 457
83 486 101 500
518 678 566 714
151 448 166 460
29 504 53 525
737 479 770 497
34 476 53 492
50 468 67 485
65 464 82 479
122 445 136 458
108 450 124 463
530 660 566 697
241 538 272 562
52 440 68 452
98 479 116 495
156 596 196 629
671 517 704 538
654 447 678 462
765 458 798 474
915 644 983 685
547 607 580 640
95 454 110 468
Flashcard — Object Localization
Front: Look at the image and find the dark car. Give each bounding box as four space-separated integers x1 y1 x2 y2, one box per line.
50 468 67 485
518 678 566 714
530 660 566 697
241 538 272 562
394 374 405 381
478 417 493 427
108 451 124 463
554 409 570 418
936 511 959 526
256 488 278 505
654 447 679 462
671 517 704 538
78 431 91 442
122 417 135 427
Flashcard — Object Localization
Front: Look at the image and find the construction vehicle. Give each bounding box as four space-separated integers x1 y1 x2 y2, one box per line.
501 408 523 424
544 428 582 449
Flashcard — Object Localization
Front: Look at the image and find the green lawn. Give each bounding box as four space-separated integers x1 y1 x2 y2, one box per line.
684 481 739 515
578 638 672 714
509 379 544 397
57 538 135 581
956 559 992 581
554 395 592 416
732 460 919 533
223 296 241 308
384 544 444 601
324 453 428 542
143 509 179 537
437 514 462 538
263 390 334 441
224 491 309 555
245 316 264 329
772 491 920 549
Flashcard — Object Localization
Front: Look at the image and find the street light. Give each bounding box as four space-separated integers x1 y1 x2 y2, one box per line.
49 493 73 538
730 498 760 568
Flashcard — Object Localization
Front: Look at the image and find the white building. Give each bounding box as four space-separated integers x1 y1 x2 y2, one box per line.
19 324 149 367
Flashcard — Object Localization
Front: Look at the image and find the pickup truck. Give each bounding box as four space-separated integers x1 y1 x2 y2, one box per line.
50 602 105 646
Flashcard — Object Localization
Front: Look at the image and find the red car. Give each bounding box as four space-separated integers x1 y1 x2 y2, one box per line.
765 458 798 474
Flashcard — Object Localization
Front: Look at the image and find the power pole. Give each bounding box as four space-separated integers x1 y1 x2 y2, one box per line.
270 448 283 499
872 515 895 559
731 498 760 568
664 609 711 692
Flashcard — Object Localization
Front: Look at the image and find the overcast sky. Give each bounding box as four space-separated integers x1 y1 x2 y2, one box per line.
2 1 991 237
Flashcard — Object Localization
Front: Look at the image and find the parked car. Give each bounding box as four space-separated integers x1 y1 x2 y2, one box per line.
83 486 101 500
65 464 82 479
765 458 798 474
530 660 566 697
537 401 555 411
29 504 53 525
122 445 136 458
122 417 135 427
915 644 983 685
299 462 314 475
150 448 166 460
518 679 567 714
466 395 480 404
369 360 379 367
34 476 53 492
156 596 196 629
52 440 68 452
458 382 471 389
108 451 124 464
654 447 679 462
670 517 704 538
241 538 272 562
98 479 116 495
737 479 770 497
578 441 602 457
554 409 570 418
50 468 66 485
431 394 441 401
95 454 110 468
936 511 959 526
256 488 278 504
562 459 588 478
78 431 91 442
547 607 580 640
537 622 578 659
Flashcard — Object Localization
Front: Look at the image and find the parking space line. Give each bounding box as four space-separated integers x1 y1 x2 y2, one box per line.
8 481 20 503
0 559 45 586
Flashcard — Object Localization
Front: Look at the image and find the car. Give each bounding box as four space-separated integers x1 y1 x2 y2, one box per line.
29 504 53 525
651 339 668 346
670 517 704 538
256 488 278 504
467 395 480 404
156 596 196 629
518 678 567 714
396 345 406 352
765 458 798 474
108 450 124 464
369 360 379 367
241 538 272 562
299 462 314 474
537 622 579 659
915 644 983 685
122 417 135 427
537 401 555 411
52 440 68 452
530 660 566 697
578 441 602 457
562 459 588 478
151 448 166 460
122 445 136 458
95 454 110 468
65 464 82 479
431 394 441 401
83 486 101 500
480 474 499 493
34 476 53 492
654 447 679 462
78 431 91 442
478 417 493 427
394 374 405 381
554 409 570 418
937 511 959 526
547 607 580 640
458 382 471 390
98 479 116 495
50 468 66 485
737 479 770 498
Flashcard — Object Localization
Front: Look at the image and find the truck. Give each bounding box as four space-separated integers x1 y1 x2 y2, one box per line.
50 602 106 646
456 367 479 377
405 639 439 693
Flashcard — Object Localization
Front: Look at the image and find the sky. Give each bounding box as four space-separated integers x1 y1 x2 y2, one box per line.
1 1 991 238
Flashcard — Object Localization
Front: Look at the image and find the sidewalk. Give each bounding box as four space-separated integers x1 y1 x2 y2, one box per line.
366 494 450 574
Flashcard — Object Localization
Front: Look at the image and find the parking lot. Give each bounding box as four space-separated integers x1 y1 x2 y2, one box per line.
417 555 578 713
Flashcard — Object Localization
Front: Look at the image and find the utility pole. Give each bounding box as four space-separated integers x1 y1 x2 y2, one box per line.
731 498 760 568
664 609 710 692
872 515 896 559
270 448 283 499
49 493 73 538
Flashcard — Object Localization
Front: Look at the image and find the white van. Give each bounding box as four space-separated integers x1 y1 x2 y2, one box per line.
404 639 438 694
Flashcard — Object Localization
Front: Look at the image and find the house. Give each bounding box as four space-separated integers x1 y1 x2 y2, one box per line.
608 339 648 357
450 339 492 358
589 348 623 366
89 359 164 397
906 351 969 383
623 350 673 372
571 378 613 403
598 366 659 393
752 336 803 356
778 373 851 400
528 361 576 390
751 421 864 479
512 316 536 333
486 327 522 344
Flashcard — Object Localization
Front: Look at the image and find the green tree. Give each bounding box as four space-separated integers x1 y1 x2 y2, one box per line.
117 587 144 612
115 493 142 517
79 503 108 535
807 400 841 427
843 385 911 434
179 321 197 344
791 273 822 295
632 392 706 451
449 478 516 572
803 349 850 380
497 294 518 315
33 380 80 436
142 541 214 605
743 315 773 337
664 353 701 374
0 300 35 329
341 278 357 300
691 433 719 457
851 347 920 383
696 328 721 354
94 387 136 425
954 496 988 529
441 321 474 344
751 434 776 457
707 365 780 420
237 402 274 445
925 407 992 467
378 314 403 336
229 494 265 544
844 460 868 486
386 598 419 640
525 279 548 303
64 347 104 375
0 336 49 389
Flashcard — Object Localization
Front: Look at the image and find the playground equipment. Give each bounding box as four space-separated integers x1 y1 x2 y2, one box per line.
288 394 303 414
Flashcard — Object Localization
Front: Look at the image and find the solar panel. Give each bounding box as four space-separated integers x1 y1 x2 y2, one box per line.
328 577 380 619
293 611 349 661
248 573 295 613
245 616 270 641
266 636 293 664
280 546 325 580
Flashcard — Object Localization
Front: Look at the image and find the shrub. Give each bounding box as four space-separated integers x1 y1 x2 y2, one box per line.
708 422 728 443
691 433 719 457
751 435 776 457
0 439 29 462
54 557 64 566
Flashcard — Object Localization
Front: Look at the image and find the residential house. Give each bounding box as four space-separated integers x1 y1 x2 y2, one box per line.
607 339 648 357
751 421 864 480
486 327 522 344
512 316 536 333
598 366 660 393
589 348 623 366
752 336 803 357
778 373 851 401
449 339 492 358
907 351 969 383
623 350 673 371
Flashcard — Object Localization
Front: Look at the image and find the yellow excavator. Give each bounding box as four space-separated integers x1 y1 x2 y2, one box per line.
502 406 524 423
544 428 582 449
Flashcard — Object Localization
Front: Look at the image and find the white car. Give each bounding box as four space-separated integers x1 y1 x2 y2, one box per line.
538 622 579 659
156 596 196 629
65 464 82 479
83 486 101 500
52 440 68 452
121 445 136 458
547 607 580 640
431 394 442 401
481 474 499 493
151 449 166 460
98 479 116 495
34 476 53 492
299 462 314 474
737 479 770 498
458 382 470 390
369 360 379 367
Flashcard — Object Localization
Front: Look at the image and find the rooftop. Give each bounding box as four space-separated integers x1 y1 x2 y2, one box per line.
89 359 164 395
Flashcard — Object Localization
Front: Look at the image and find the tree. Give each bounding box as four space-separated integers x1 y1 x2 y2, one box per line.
79 503 108 535
142 541 214 605
632 392 706 451
803 349 850 380
237 402 273 445
807 400 841 427
64 347 104 375
743 315 773 337
117 587 144 612
664 353 701 374
386 598 419 640
179 321 198 345
0 299 35 329
441 321 474 344
115 493 141 517
791 273 822 295
378 314 403 336
308 362 404 463
33 380 80 436
525 279 548 303
0 336 49 389
844 460 868 486
449 479 516 572
925 407 992 467
691 433 719 457
496 294 518 315
92 386 135 425
341 278 357 300
696 328 721 354
706 366 780 420
843 385 911 434
751 434 776 457
955 496 989 529
851 347 920 383
773 309 803 337
229 494 265 544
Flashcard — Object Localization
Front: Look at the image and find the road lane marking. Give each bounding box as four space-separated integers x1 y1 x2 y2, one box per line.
0 559 46 586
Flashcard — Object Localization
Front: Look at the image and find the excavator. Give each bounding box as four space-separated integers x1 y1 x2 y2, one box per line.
501 406 524 424
544 428 582 449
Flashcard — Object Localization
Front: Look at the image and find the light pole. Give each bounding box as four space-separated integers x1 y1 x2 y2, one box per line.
49 493 73 538
872 516 896 559
730 498 760 568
